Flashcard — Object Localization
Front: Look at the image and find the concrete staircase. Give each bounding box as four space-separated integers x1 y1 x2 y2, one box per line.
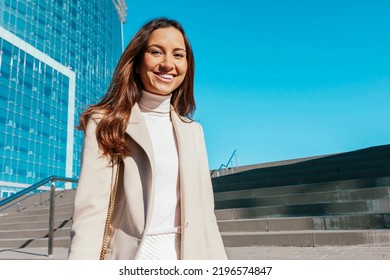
0 189 75 250
0 144 389 259
213 144 390 247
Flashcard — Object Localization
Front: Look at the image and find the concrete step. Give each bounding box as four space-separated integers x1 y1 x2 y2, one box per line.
213 166 390 192
216 199 390 220
0 237 70 248
3 201 75 213
214 145 390 179
221 229 390 247
0 227 70 239
36 199 76 208
214 177 390 200
213 145 390 178
215 186 390 209
217 214 389 232
214 160 390 188
2 245 390 260
0 189 76 213
0 219 72 231
2 205 74 217
212 151 390 186
0 212 72 223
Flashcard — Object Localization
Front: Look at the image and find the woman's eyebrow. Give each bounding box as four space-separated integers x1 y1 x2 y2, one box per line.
147 44 186 52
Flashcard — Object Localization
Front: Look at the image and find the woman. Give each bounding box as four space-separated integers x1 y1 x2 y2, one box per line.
68 18 227 260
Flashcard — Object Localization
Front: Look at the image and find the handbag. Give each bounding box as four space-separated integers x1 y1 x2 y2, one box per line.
99 159 121 260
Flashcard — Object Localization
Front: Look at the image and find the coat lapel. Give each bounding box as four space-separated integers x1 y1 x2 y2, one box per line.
125 103 155 167
170 109 196 204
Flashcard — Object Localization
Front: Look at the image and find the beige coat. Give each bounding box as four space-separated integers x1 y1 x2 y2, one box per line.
68 104 227 260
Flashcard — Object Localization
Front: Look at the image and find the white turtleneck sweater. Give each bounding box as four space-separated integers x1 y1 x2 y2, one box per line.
138 90 181 235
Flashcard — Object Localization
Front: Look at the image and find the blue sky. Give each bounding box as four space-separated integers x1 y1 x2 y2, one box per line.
122 0 390 169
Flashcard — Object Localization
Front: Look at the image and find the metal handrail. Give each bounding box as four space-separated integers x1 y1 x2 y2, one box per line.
217 149 238 177
0 176 78 256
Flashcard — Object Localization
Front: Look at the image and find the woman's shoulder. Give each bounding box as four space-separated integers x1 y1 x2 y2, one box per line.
176 115 202 129
172 109 200 126
181 118 205 137
85 111 106 126
90 111 105 121
82 112 106 134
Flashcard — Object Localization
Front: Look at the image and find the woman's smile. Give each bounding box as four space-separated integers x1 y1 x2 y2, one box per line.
155 72 175 81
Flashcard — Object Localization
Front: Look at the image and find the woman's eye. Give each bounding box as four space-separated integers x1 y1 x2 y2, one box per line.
174 53 185 59
149 49 163 56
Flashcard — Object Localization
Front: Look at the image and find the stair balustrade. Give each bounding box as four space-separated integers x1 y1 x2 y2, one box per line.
214 149 238 177
0 176 78 256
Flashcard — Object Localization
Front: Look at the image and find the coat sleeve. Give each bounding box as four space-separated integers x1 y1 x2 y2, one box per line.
197 124 228 260
68 118 113 260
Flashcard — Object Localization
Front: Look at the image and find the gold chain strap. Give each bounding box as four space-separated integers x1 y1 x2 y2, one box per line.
99 159 121 260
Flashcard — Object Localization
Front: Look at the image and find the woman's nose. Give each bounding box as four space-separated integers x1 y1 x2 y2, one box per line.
160 55 174 69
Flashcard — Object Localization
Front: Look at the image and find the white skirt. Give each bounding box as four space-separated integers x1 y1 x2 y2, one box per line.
135 233 181 260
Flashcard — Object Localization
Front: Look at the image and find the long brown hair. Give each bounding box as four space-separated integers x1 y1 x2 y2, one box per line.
79 18 195 160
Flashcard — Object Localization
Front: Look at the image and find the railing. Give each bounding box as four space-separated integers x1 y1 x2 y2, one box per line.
216 149 238 177
0 176 78 257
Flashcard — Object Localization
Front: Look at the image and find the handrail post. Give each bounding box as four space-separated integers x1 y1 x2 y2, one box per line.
235 151 238 170
48 181 55 257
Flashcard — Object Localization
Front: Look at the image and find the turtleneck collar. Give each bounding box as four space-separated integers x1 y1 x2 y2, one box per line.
138 90 172 114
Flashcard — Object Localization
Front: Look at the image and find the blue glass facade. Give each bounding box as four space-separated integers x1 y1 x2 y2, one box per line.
0 0 126 197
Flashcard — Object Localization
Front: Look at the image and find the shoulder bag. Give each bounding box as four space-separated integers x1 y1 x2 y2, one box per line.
99 159 121 260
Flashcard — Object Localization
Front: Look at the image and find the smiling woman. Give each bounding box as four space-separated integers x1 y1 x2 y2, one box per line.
67 18 227 260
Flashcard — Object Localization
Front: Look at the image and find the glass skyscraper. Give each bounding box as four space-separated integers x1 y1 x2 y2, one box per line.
0 0 127 197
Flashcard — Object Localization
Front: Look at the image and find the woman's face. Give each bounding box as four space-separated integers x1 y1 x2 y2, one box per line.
139 27 188 95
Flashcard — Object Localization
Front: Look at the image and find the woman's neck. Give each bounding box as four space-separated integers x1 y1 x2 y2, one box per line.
138 90 172 114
